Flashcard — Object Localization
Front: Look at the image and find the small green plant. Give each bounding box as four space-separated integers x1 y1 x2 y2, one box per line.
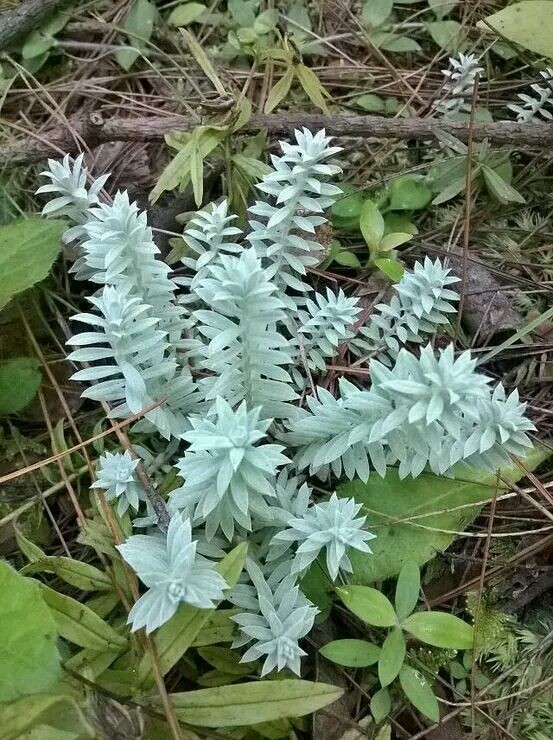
320 562 474 723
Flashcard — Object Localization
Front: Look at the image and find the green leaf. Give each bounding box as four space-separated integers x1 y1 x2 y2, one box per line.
232 153 271 180
191 609 240 647
0 562 60 701
426 21 463 52
429 0 459 20
116 0 156 71
265 65 294 113
482 165 525 205
331 187 364 230
379 232 412 251
362 0 394 28
378 627 406 687
371 687 392 724
320 639 381 668
338 585 397 627
21 556 113 592
380 35 421 53
388 176 432 211
0 358 41 414
295 64 330 114
384 213 417 236
181 28 227 95
168 3 207 26
22 31 57 59
40 584 127 650
360 199 385 253
356 93 385 112
0 694 92 740
374 258 405 281
402 611 473 649
339 446 550 582
164 680 344 726
431 176 466 205
137 543 247 685
0 217 64 310
334 250 362 268
190 130 204 207
395 561 420 620
477 1 553 59
198 646 253 675
399 665 439 722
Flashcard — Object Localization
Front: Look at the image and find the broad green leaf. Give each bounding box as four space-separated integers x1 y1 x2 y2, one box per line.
384 213 417 236
0 562 60 701
334 250 362 268
232 96 252 131
378 627 406 687
477 2 553 59
21 557 113 592
339 446 549 582
254 9 279 34
379 232 412 251
370 687 391 723
168 3 207 26
116 0 156 71
198 646 253 675
338 585 397 627
402 611 473 649
388 176 432 211
331 188 363 231
426 21 463 52
399 665 439 722
40 585 127 651
431 176 466 205
0 358 41 414
0 217 64 310
395 561 420 620
181 29 226 95
360 200 385 253
191 609 239 646
22 31 57 59
14 524 46 562
482 165 525 205
429 0 459 20
374 258 405 282
164 680 344 726
320 639 381 667
362 0 394 28
228 0 257 26
356 93 385 112
232 153 271 180
137 543 247 685
380 35 421 53
265 65 294 113
295 64 330 114
0 694 91 740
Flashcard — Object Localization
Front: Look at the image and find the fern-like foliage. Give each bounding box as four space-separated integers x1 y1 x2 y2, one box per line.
37 154 109 244
169 399 290 540
351 257 459 365
192 248 297 418
231 561 318 676
247 128 342 302
284 345 534 481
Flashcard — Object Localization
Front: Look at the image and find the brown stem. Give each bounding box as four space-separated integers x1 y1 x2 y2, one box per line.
0 0 68 50
2 112 553 168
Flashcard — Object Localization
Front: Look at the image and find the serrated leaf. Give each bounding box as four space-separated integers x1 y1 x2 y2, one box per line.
360 199 385 253
395 561 420 620
482 165 525 205
0 562 60 701
339 446 550 582
399 665 439 722
0 358 41 414
338 585 397 627
0 217 64 310
374 258 405 281
265 65 294 113
116 0 156 71
21 556 112 592
168 3 207 26
40 584 127 650
477 1 553 59
137 543 247 685
378 627 406 687
163 680 344 726
295 64 330 114
320 639 381 667
402 611 473 649
371 687 392 724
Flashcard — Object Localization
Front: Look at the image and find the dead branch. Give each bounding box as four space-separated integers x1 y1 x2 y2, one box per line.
1 111 552 169
0 0 68 51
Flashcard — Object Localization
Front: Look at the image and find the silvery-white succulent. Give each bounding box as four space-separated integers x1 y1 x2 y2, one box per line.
508 68 553 122
91 450 146 516
436 53 484 115
117 513 227 633
269 493 376 580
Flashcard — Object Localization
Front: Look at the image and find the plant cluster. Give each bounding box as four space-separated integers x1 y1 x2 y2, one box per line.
39 128 533 682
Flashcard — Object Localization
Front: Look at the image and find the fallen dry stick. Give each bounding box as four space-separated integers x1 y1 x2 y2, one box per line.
1 112 553 168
